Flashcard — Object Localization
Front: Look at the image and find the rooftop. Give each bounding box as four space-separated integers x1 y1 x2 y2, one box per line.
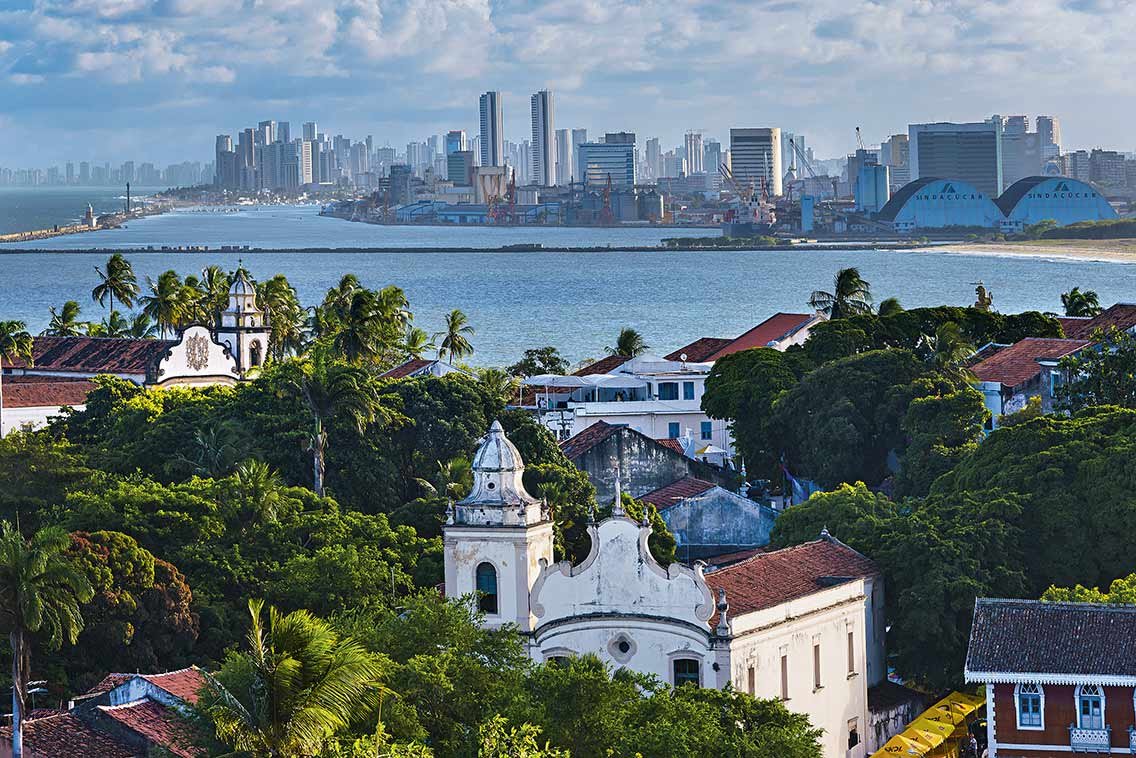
706 313 817 360
0 712 137 758
1062 303 1136 340
638 477 716 510
664 337 733 363
2 375 95 408
86 667 207 705
97 700 201 758
969 337 1089 388
966 598 1136 679
380 358 434 380
572 355 632 376
558 420 622 459
3 336 175 375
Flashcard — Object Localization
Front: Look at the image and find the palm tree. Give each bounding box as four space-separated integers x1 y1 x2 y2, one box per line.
1061 287 1102 317
434 309 475 365
292 354 382 495
333 288 386 364
125 312 158 339
0 321 33 435
0 523 94 758
808 267 873 319
478 367 519 405
402 327 435 361
605 327 648 357
42 302 85 336
257 275 307 360
141 270 185 337
177 420 248 478
198 265 231 328
314 274 363 338
414 457 473 500
232 460 284 524
91 253 139 319
207 599 385 758
87 311 130 338
924 321 976 384
877 297 903 318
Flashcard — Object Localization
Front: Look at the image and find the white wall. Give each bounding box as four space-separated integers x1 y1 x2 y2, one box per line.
1 404 83 436
156 325 240 386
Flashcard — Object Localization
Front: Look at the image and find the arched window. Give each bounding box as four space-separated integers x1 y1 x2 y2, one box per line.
1015 683 1043 729
249 340 262 368
673 658 700 688
476 562 498 615
1076 684 1104 729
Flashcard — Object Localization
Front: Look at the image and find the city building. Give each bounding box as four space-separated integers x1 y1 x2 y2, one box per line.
638 477 779 561
479 91 504 167
1089 148 1126 187
880 134 910 189
555 128 573 185
576 133 636 188
445 130 467 156
530 90 555 186
995 176 1117 232
444 422 887 758
729 128 783 196
1062 150 1091 183
1036 115 1062 160
908 121 1003 196
996 115 1044 187
966 598 1136 756
447 150 475 186
684 131 704 174
969 337 1089 426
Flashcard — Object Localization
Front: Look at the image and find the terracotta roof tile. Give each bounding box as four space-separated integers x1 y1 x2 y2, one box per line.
86 673 133 697
0 712 138 758
705 537 878 617
572 355 631 376
638 477 717 510
1063 303 1136 340
969 337 1089 388
2 336 174 374
657 438 685 454
559 420 621 459
664 338 733 363
699 548 765 569
86 667 207 705
707 313 817 360
1057 317 1092 339
966 598 1136 678
97 700 202 758
380 358 434 379
2 376 95 408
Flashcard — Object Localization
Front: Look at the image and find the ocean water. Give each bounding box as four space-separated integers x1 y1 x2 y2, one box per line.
0 186 168 234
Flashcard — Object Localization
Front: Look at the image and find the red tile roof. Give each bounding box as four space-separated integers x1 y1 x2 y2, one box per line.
707 313 817 361
2 337 174 374
1057 317 1092 339
657 438 685 454
380 358 434 379
664 338 733 363
2 376 95 408
97 700 202 758
0 712 138 758
559 420 622 459
572 355 631 376
970 337 1089 388
701 548 765 569
705 536 878 617
638 477 717 510
86 667 207 705
1062 303 1136 340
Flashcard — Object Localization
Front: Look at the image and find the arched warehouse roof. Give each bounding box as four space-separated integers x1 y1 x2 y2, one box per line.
996 176 1117 226
876 177 1002 229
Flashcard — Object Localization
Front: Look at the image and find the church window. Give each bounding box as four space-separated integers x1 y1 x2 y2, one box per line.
617 640 631 654
476 562 498 614
673 659 700 688
249 341 262 368
747 665 755 695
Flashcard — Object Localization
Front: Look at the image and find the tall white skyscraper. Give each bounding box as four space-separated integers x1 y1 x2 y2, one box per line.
555 129 573 185
530 90 555 186
684 132 704 174
729 128 783 196
479 91 504 167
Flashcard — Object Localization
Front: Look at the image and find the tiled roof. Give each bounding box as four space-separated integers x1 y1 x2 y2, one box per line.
0 712 138 758
2 376 95 408
380 358 434 379
700 548 764 570
2 336 174 374
966 598 1136 678
98 700 202 758
707 313 816 360
664 338 733 363
969 337 1088 388
966 342 1008 367
86 667 207 705
638 477 717 510
559 420 622 459
572 355 631 376
705 536 878 617
1057 317 1092 339
1062 303 1136 340
657 438 685 454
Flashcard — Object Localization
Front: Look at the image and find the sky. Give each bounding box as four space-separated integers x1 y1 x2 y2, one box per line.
1 0 1134 167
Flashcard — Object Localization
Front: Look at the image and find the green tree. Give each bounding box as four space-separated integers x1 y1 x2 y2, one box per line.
893 380 987 498
435 309 475 365
1044 573 1136 604
922 321 976 385
87 310 130 338
1056 328 1136 411
507 347 569 377
478 368 519 406
42 301 85 336
0 320 34 434
231 459 285 524
0 523 94 758
808 267 872 319
478 716 568 758
401 327 435 361
91 253 140 318
605 327 648 357
257 274 308 360
208 599 386 757
141 270 186 336
126 311 158 339
1061 287 1102 317
877 296 904 317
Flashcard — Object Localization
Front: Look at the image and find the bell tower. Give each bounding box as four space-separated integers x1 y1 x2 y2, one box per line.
443 420 554 633
214 268 269 376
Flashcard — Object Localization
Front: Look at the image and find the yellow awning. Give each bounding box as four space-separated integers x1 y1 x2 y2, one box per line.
870 690 985 758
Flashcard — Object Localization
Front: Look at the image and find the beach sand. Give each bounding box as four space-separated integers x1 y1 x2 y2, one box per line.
929 238 1136 263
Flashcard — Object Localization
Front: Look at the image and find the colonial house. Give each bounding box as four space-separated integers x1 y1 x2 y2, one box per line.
970 338 1088 427
965 598 1136 756
1 271 270 435
444 421 887 758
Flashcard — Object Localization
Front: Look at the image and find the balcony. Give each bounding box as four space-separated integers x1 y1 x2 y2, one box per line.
1069 724 1110 752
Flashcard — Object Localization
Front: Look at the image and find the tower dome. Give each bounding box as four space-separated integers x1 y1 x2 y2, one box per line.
460 420 540 510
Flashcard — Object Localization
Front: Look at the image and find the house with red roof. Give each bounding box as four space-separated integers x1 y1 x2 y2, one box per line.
970 337 1089 426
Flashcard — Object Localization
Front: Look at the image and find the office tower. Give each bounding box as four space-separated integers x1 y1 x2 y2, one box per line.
479 91 504 167
389 164 413 204
445 130 468 156
375 146 396 175
302 122 318 142
684 132 704 174
703 140 722 182
237 128 257 189
530 90 555 186
1090 149 1126 186
79 161 90 185
447 150 475 185
576 133 636 188
300 141 314 184
351 142 370 178
571 128 588 151
215 135 233 186
258 120 276 145
645 138 661 181
996 115 1044 187
65 162 74 184
121 161 135 184
555 129 573 185
880 134 910 188
278 122 290 144
729 128 783 196
908 121 1002 195
1036 116 1061 160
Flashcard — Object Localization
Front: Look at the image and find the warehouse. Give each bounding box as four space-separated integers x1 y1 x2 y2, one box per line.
875 178 1002 232
995 176 1117 231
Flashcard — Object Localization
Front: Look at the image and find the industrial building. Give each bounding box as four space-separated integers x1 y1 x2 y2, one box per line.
995 176 1117 232
576 133 636 188
909 121 1002 196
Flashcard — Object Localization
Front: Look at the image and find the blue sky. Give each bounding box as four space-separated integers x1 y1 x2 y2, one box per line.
1 0 1132 167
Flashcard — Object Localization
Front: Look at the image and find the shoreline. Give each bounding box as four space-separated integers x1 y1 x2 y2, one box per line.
927 240 1136 264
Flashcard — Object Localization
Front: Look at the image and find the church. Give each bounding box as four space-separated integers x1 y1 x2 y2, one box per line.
1 270 270 435
444 421 890 758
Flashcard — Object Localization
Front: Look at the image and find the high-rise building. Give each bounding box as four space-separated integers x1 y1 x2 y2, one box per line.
577 133 636 188
79 161 90 185
997 115 1044 187
555 129 573 185
389 164 413 204
300 141 315 185
1090 149 1126 186
684 132 704 174
278 122 290 144
729 128 783 196
530 90 555 186
238 128 257 189
571 128 588 152
908 121 1002 196
880 134 910 189
1063 150 1091 183
703 140 723 187
1036 116 1061 160
65 162 74 185
447 150 475 186
645 138 661 181
302 122 318 142
215 134 233 186
258 120 276 145
445 130 468 156
479 91 504 167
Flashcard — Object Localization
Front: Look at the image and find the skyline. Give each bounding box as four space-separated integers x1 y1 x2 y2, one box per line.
2 0 1135 166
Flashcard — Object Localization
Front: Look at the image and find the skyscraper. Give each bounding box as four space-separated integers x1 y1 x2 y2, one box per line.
258 120 276 145
445 130 468 156
530 90 555 186
278 122 290 144
302 122 318 142
729 128 783 196
908 121 1002 196
479 91 504 167
215 134 233 187
576 133 636 188
571 128 588 152
555 129 573 185
684 132 704 174
1036 116 1061 160
645 138 661 180
881 134 910 188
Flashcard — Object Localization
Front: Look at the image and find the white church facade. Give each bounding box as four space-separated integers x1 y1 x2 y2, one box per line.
444 421 886 758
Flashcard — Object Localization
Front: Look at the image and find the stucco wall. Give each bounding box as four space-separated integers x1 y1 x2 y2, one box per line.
661 489 778 560
1 404 83 436
155 325 239 386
